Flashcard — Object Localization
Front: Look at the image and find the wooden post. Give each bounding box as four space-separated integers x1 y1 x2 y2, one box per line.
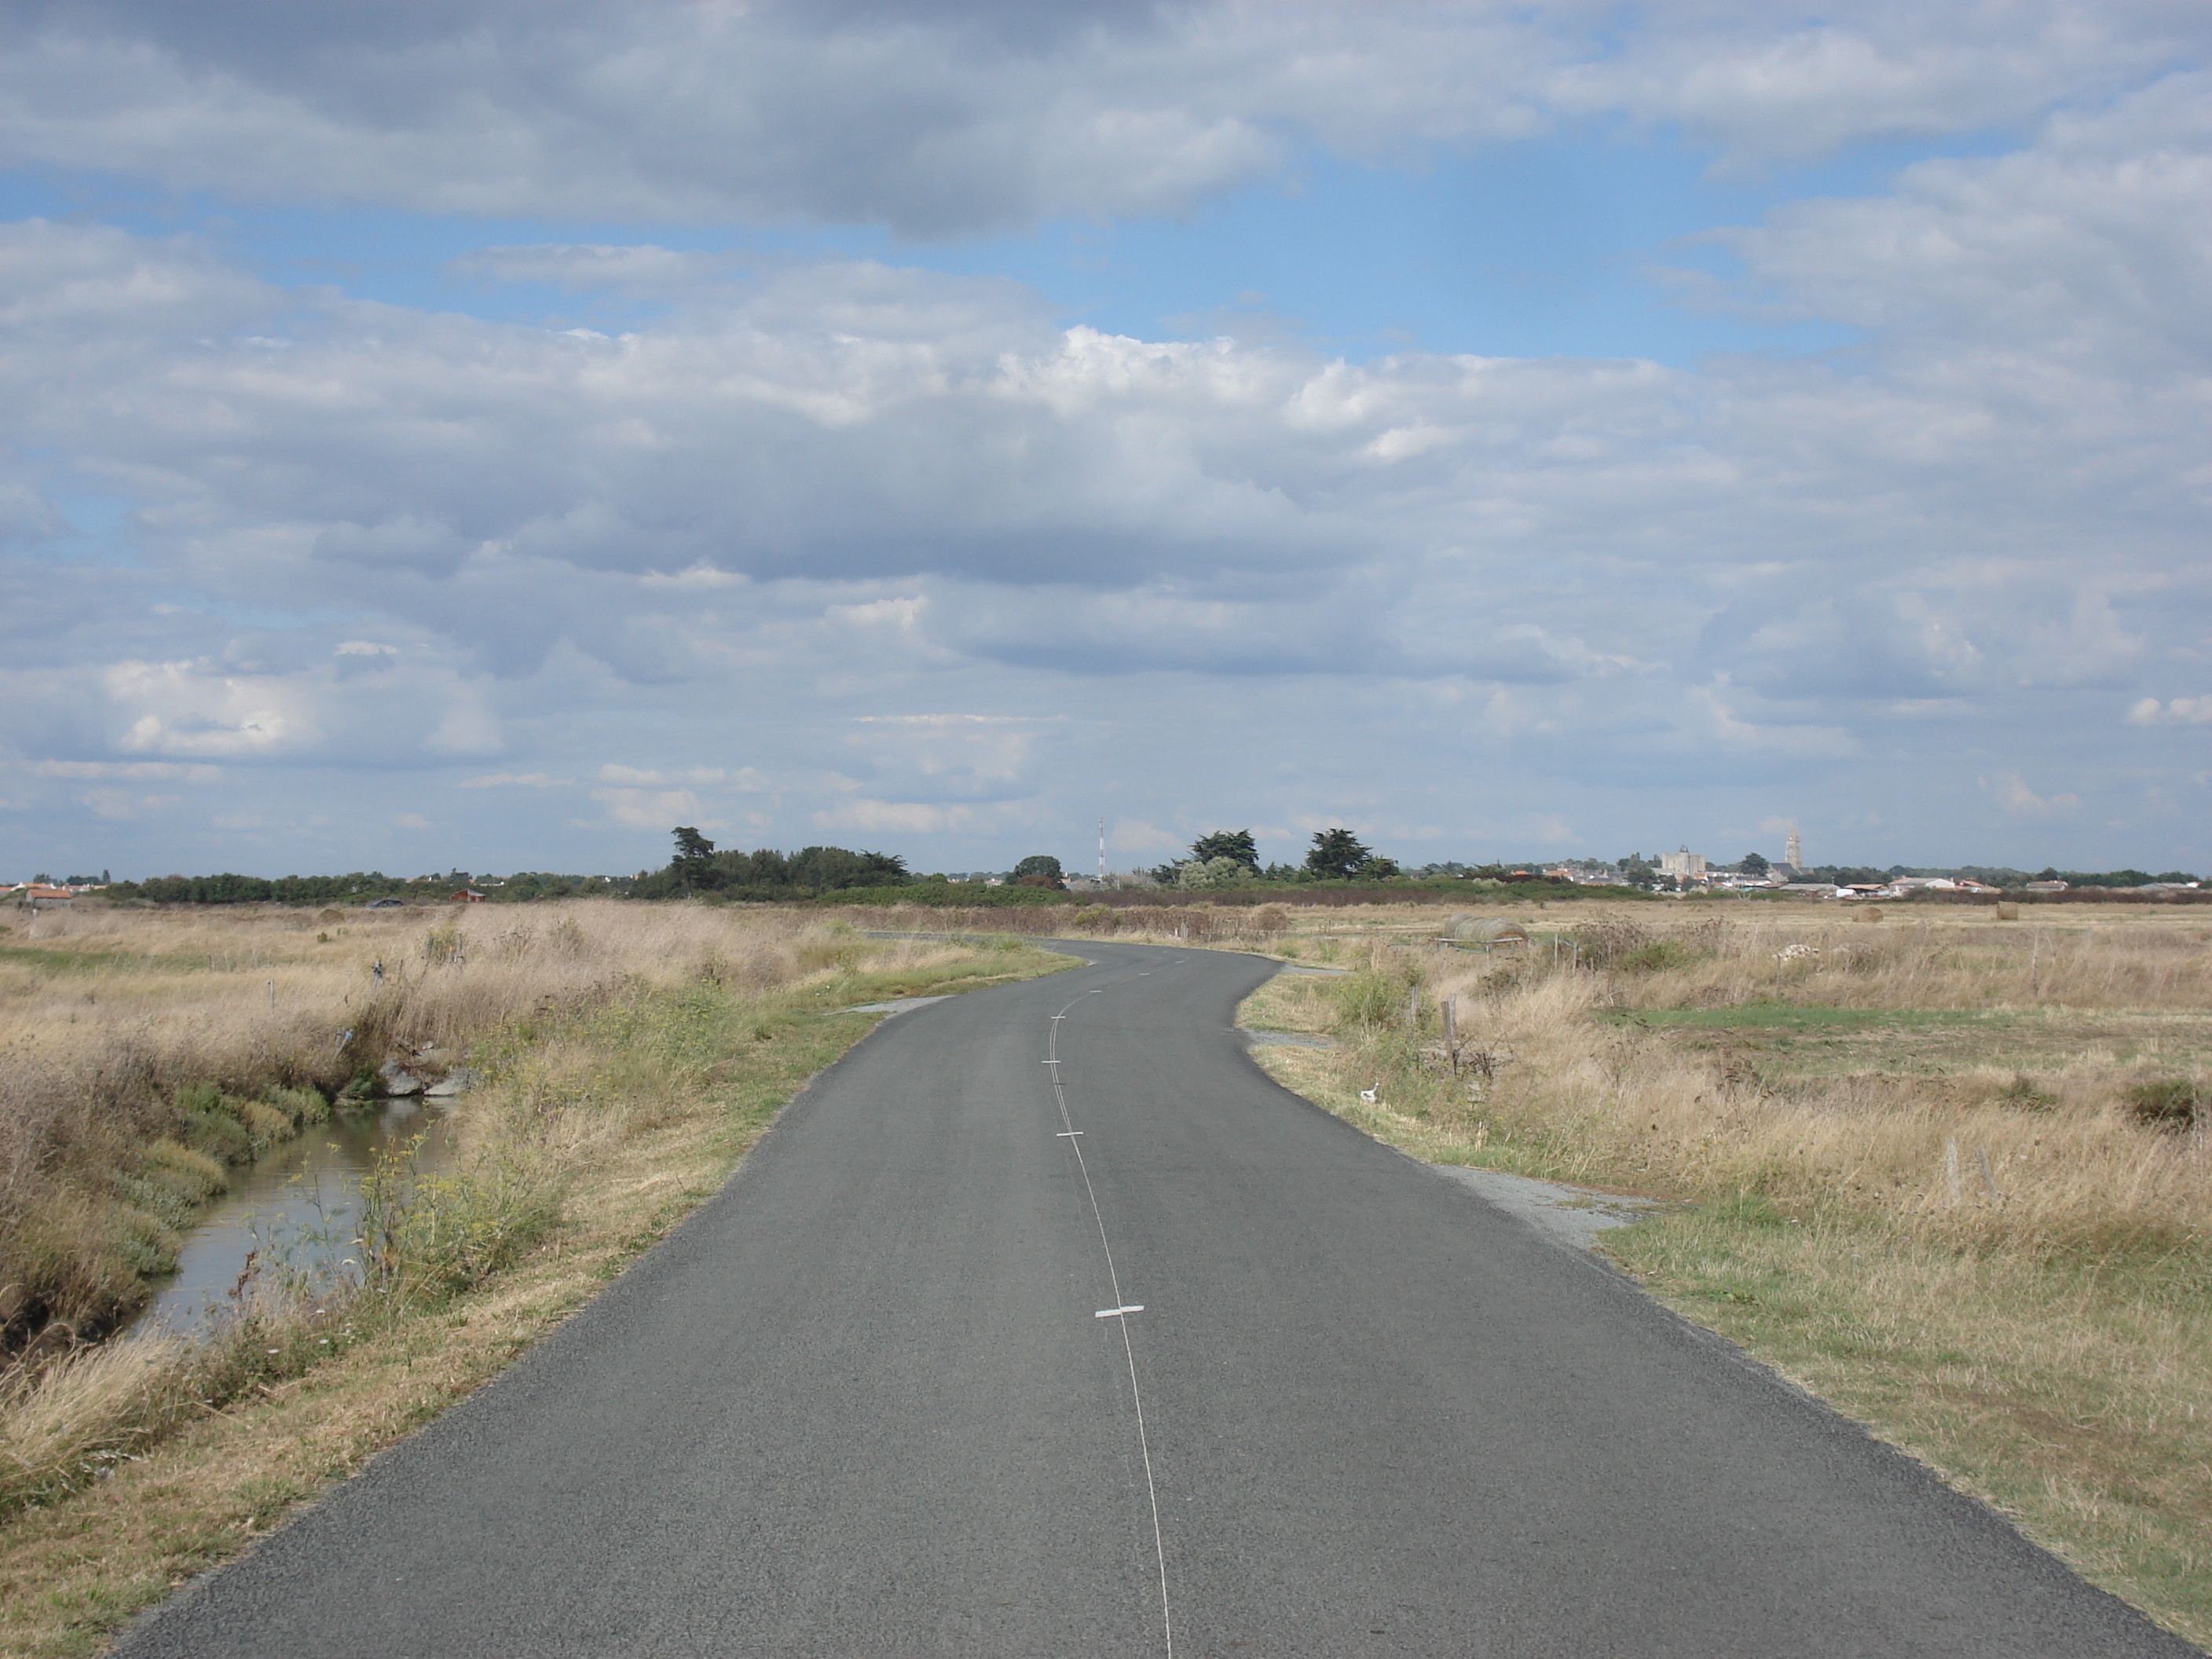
1976 1144 2000 1206
1444 996 1458 1075
1406 984 1420 1032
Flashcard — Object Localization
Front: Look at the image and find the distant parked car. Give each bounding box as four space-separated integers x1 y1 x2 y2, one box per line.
365 897 407 909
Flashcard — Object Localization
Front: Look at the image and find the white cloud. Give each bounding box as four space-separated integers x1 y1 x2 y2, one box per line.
811 799 991 837
27 760 221 782
75 788 181 820
596 764 766 789
108 660 315 757
460 772 571 789
591 786 714 830
1983 771 2082 818
2129 696 2212 727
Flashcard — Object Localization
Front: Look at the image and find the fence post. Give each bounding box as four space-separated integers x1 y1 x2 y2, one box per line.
1406 984 1420 1033
1976 1144 2000 1206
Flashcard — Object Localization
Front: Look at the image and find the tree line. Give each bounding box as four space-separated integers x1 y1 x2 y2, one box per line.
627 830 912 899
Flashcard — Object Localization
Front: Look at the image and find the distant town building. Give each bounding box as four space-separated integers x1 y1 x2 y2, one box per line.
1659 846 1708 880
1785 823 1803 870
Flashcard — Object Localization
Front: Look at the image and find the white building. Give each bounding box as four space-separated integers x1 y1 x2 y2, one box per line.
1659 846 1708 880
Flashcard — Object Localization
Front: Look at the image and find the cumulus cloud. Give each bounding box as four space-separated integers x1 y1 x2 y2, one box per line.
2 4 2210 873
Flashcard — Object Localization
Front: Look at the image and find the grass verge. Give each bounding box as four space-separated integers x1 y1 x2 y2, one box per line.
0 934 1067 1659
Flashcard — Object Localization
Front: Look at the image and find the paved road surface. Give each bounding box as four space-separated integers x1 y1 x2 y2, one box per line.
119 942 2198 1657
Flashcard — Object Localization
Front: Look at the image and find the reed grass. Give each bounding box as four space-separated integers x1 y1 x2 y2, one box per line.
0 901 925 1342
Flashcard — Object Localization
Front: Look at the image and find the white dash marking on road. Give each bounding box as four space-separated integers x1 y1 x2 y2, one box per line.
1043 979 1175 1658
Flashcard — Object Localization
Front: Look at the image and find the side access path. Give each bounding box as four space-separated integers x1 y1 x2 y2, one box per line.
119 942 2198 1657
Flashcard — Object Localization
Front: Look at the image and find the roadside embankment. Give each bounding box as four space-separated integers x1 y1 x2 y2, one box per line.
1239 904 2212 1650
0 905 1066 1658
0 900 910 1346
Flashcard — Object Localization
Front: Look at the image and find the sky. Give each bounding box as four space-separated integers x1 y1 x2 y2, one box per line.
1 1 2208 881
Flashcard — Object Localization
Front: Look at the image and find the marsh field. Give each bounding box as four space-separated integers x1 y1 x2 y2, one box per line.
1241 900 2212 1647
1 894 2208 1653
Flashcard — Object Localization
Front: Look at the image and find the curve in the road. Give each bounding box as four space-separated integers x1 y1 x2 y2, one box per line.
116 941 2200 1658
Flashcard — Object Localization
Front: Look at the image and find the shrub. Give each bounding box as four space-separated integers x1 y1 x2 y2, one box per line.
1333 957 1422 1031
1995 1072 2056 1112
357 1146 562 1302
2125 1079 2204 1132
1619 939 1693 973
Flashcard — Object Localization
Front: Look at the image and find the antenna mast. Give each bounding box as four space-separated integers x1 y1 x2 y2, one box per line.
1098 817 1106 884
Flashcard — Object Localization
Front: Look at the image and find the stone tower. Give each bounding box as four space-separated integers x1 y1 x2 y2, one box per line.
1785 823 1802 870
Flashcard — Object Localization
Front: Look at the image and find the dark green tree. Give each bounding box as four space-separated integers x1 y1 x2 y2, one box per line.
1305 827 1372 880
669 826 718 895
1189 830 1258 871
786 846 907 889
1012 854 1065 889
1739 851 1771 876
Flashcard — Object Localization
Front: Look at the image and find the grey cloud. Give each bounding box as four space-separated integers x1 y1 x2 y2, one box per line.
313 516 474 577
2 213 2200 716
2 4 2203 233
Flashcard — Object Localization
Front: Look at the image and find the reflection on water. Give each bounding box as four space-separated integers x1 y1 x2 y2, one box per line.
130 1097 460 1337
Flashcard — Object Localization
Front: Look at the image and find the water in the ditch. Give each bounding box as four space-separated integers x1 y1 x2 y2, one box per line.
128 1096 461 1338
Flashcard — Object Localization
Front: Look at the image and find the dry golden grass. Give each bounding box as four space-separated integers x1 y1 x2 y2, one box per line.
0 909 1067 1657
1236 900 2212 1646
0 901 983 1342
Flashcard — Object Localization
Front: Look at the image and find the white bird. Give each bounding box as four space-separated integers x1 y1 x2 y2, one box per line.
1358 1086 1379 1103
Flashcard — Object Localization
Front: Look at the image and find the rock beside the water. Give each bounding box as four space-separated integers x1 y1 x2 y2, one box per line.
425 1068 476 1098
378 1060 426 1097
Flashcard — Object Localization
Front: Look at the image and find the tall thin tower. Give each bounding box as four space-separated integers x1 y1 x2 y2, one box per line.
1098 818 1107 884
1785 822 1803 870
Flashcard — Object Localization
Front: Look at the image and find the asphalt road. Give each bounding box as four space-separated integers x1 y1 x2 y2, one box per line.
119 941 2198 1657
